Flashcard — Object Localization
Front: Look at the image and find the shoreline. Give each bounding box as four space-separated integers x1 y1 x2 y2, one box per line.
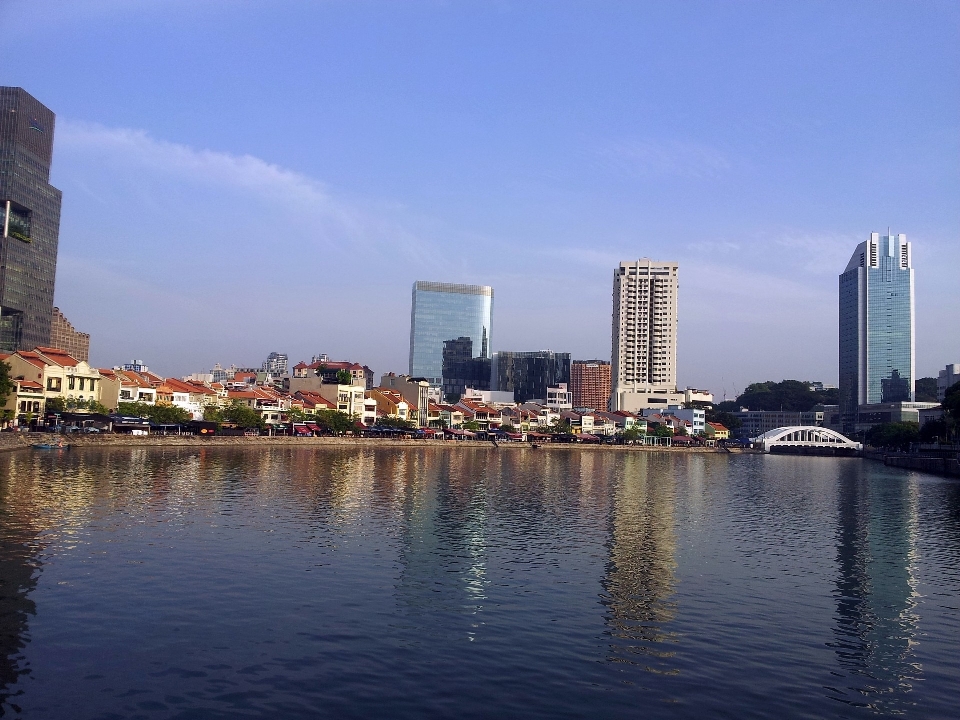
1 432 736 454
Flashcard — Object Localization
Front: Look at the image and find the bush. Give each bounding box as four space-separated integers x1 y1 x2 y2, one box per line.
866 422 919 451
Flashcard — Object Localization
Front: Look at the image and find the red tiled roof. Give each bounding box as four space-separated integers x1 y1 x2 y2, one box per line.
17 380 43 390
35 346 80 367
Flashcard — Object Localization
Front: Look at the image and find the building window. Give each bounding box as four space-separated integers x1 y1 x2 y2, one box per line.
68 376 75 390
47 377 61 391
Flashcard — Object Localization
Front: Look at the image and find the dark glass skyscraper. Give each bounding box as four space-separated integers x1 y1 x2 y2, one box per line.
0 88 62 352
409 281 493 387
491 350 571 403
839 233 914 430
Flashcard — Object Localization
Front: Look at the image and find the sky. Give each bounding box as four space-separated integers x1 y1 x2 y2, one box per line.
1 0 957 396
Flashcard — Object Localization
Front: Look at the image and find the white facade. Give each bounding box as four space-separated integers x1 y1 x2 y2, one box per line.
937 364 960 401
683 388 713 405
610 258 679 411
546 383 573 411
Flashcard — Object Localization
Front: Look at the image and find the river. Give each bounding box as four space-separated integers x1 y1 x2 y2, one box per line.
0 446 957 718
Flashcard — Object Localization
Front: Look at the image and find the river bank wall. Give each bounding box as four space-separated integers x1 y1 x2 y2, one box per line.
863 448 960 478
0 433 731 454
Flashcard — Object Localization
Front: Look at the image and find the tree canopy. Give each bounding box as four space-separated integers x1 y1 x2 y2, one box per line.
314 409 355 434
735 380 838 412
866 421 919 451
117 401 192 424
914 377 938 403
0 360 12 410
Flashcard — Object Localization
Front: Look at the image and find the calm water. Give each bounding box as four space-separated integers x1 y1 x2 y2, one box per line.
0 446 957 719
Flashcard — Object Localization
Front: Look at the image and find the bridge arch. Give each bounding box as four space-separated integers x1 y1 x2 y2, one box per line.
752 426 862 454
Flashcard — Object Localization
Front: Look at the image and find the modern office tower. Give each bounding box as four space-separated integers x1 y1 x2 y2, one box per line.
409 281 493 388
570 360 611 410
610 259 680 412
261 351 288 375
491 350 571 403
0 88 62 352
49 306 90 362
441 336 491 401
839 233 915 429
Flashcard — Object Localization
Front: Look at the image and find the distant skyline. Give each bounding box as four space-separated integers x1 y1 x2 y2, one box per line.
1 0 957 395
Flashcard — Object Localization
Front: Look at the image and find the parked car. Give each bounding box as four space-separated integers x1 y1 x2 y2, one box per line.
82 427 101 434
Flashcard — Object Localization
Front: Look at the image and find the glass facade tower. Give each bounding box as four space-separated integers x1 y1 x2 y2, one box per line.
0 87 62 352
409 281 493 387
491 350 571 403
838 233 914 429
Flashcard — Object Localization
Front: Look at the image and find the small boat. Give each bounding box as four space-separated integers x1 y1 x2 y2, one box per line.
530 443 540 449
32 443 70 450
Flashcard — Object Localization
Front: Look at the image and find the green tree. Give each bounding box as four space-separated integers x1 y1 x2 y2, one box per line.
116 401 190 424
315 409 355 434
203 405 225 423
86 400 110 415
620 426 643 443
376 416 415 430
914 377 939 403
0 360 14 410
462 420 481 431
223 401 264 429
336 369 353 385
736 380 832 412
919 418 948 442
866 422 920 451
286 407 306 423
45 396 67 413
649 423 675 438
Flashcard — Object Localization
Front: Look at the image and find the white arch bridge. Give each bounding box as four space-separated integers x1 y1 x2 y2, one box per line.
752 426 862 455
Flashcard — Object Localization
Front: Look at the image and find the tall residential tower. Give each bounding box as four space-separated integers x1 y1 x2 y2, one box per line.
0 87 62 352
610 259 681 412
409 281 493 388
838 232 915 430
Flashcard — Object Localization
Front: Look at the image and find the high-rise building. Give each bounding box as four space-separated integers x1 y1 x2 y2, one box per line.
571 360 611 410
491 350 571 403
610 259 679 412
0 88 63 352
262 351 288 375
49 306 90 362
409 281 493 387
839 233 914 429
441 336 491 402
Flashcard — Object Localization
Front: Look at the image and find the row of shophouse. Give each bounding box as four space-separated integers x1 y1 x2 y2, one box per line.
1 348 729 440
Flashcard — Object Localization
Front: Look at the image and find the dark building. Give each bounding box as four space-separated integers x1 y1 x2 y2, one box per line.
0 88 62 352
492 350 571 403
441 336 491 402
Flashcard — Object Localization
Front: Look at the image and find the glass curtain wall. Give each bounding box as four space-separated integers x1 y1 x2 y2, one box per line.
409 282 494 389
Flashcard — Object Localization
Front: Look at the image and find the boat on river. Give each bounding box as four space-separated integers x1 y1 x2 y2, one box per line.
32 443 70 450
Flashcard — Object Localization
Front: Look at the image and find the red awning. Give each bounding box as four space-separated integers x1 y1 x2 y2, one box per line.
307 424 321 432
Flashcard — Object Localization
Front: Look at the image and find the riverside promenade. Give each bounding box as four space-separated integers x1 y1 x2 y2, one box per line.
0 432 728 454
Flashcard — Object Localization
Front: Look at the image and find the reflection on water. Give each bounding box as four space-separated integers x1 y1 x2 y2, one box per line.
602 453 678 671
831 463 921 712
0 447 955 719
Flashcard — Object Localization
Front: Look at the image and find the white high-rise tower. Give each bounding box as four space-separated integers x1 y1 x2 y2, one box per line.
610 258 681 412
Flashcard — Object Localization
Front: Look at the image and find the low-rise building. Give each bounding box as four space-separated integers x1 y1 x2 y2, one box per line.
546 384 573 411
733 409 826 438
705 422 730 440
379 373 431 427
366 388 413 424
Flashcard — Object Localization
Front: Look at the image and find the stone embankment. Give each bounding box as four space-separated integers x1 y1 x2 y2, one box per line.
863 448 960 478
0 432 724 454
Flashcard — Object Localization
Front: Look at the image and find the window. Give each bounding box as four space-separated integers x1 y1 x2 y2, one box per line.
68 376 75 390
47 377 61 391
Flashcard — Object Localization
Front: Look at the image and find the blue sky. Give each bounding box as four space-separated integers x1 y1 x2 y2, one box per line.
2 0 957 395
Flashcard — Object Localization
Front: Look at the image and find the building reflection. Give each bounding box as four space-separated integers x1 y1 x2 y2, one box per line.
601 452 678 673
830 463 921 711
0 459 44 713
392 449 490 625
